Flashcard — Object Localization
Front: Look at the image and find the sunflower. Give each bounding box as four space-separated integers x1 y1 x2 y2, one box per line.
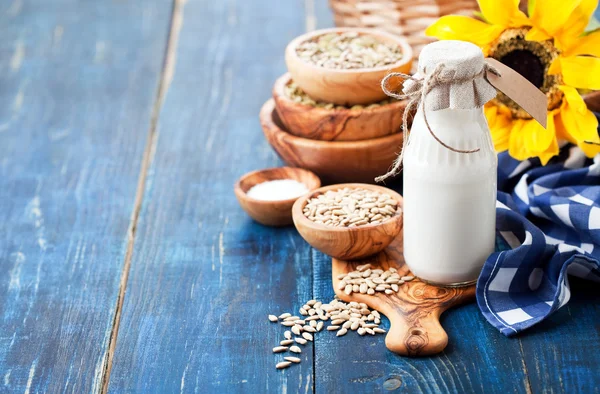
426 0 600 164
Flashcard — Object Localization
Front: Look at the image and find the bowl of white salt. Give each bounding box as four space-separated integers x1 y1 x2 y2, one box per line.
235 167 321 226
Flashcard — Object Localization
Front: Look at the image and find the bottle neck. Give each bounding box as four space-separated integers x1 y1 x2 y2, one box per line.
407 105 494 156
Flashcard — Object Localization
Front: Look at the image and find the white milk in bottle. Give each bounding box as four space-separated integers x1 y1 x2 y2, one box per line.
389 41 498 285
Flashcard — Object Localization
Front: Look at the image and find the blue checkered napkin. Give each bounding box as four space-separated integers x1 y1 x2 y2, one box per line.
476 146 600 336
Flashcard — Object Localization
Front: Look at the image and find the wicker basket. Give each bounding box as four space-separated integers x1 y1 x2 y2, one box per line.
329 0 479 56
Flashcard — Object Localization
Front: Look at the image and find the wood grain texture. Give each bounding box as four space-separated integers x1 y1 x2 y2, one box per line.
292 184 403 260
273 73 408 141
518 275 600 394
107 0 316 392
314 240 532 393
0 0 170 392
285 28 413 105
235 167 321 226
332 236 476 356
261 99 404 184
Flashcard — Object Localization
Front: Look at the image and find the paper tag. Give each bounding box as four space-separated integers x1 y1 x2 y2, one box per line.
485 58 547 128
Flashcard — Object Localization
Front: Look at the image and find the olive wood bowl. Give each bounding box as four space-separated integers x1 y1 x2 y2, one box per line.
273 73 408 141
292 183 403 260
285 28 413 106
260 99 403 184
234 167 321 226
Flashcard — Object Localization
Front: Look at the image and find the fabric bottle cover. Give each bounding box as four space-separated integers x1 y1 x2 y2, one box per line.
405 40 498 111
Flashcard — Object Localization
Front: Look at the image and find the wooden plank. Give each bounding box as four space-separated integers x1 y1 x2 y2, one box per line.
313 249 531 393
0 1 170 392
107 0 315 392
519 278 600 394
311 0 335 30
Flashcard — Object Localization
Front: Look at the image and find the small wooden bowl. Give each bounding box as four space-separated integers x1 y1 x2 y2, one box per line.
234 167 321 226
292 183 403 260
285 28 413 106
260 99 403 184
273 73 408 141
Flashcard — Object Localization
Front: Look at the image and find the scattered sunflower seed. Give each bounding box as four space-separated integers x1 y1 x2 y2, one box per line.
303 326 317 333
268 315 278 322
271 297 388 370
276 361 292 369
291 325 302 336
337 262 415 296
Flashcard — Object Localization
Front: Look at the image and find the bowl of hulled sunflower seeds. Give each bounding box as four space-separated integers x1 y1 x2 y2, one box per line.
292 183 403 260
285 28 413 106
273 73 410 141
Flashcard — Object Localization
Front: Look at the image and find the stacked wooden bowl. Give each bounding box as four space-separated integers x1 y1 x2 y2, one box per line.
261 28 414 184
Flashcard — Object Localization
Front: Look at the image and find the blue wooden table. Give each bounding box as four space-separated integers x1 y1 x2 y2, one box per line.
1 1 599 393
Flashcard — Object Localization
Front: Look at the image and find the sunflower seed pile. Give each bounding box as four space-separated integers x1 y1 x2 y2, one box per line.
269 297 386 370
303 187 399 227
284 80 394 110
338 263 414 295
296 32 403 69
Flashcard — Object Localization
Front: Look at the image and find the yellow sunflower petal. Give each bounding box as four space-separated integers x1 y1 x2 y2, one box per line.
563 31 600 57
556 87 600 157
529 0 581 37
558 85 588 114
485 104 513 152
477 0 530 27
548 58 561 75
509 115 559 164
556 0 598 48
425 16 505 52
525 27 552 42
560 56 600 90
539 132 560 165
523 114 556 153
508 120 530 161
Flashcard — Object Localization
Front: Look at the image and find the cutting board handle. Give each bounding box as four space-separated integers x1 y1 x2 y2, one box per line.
384 302 448 356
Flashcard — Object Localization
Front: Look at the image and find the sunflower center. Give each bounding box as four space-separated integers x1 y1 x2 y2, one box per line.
498 49 544 89
488 28 563 119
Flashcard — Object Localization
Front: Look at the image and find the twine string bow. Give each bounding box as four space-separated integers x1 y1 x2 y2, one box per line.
375 63 501 183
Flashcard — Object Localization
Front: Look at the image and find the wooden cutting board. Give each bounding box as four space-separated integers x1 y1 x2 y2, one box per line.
332 232 476 357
